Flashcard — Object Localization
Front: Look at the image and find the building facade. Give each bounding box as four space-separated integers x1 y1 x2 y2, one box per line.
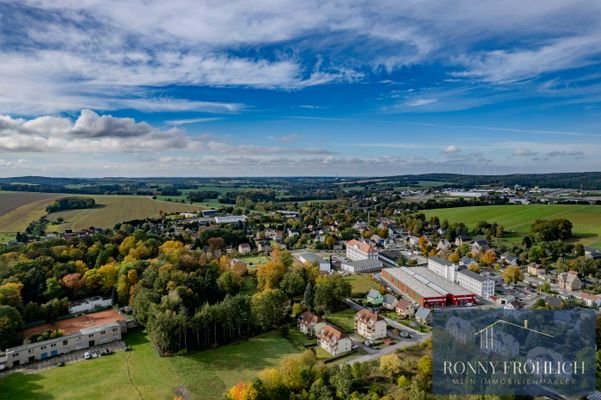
354 309 387 340
345 239 378 261
0 321 124 370
456 269 495 298
316 324 352 356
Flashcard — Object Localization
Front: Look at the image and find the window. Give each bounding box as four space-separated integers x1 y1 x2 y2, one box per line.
88 334 93 338
100 331 106 334
62 340 68 345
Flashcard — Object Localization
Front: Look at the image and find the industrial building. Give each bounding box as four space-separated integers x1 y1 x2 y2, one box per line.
381 267 476 307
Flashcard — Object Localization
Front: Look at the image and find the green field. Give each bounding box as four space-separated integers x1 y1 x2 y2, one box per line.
0 329 300 400
343 274 381 296
324 308 356 333
45 196 201 232
423 204 601 248
240 255 270 268
0 192 63 233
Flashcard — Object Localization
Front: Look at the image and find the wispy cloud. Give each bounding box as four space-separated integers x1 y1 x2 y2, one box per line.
166 117 224 126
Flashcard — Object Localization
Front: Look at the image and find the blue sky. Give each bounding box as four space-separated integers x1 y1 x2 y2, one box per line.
1 0 601 177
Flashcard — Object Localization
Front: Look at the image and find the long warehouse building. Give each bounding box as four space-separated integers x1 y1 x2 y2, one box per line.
381 267 476 307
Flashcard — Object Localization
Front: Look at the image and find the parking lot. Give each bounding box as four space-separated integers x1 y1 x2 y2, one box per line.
2 340 126 375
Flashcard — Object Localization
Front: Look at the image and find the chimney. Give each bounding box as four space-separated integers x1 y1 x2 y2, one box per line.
523 320 528 329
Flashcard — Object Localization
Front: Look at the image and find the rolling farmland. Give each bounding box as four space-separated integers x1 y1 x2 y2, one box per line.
0 192 202 238
423 204 601 248
0 191 63 233
46 195 201 231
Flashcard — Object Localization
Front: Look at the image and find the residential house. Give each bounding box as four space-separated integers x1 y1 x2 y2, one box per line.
382 294 398 310
408 236 420 247
503 300 521 310
237 243 251 255
415 307 432 325
575 292 601 308
316 324 352 356
558 270 582 292
257 241 272 253
437 239 452 252
471 239 489 253
585 247 601 260
346 239 378 261
395 299 415 318
459 257 476 267
297 311 322 336
354 309 387 340
454 234 471 247
500 253 518 265
365 289 384 307
527 264 546 277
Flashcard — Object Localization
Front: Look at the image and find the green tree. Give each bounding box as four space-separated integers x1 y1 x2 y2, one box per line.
251 289 288 330
0 305 24 349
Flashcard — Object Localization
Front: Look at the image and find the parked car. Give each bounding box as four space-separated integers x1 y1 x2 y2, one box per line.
364 340 374 347
400 331 410 338
57 361 65 367
84 352 91 360
351 344 359 351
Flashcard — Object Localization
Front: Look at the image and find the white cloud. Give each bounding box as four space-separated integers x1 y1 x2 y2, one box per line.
405 98 438 107
443 145 461 154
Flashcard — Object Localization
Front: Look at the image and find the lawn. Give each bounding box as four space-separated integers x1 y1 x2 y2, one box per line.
423 204 601 248
45 195 201 232
240 255 270 269
343 274 380 296
0 191 63 233
0 329 301 400
324 308 356 333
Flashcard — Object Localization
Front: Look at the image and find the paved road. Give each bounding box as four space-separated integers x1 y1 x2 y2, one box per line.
348 331 431 364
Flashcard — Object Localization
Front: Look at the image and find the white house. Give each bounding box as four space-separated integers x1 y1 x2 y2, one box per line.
237 243 251 255
354 309 387 340
345 239 378 261
316 324 352 356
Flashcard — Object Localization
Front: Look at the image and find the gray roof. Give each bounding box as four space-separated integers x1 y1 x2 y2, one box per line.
383 294 397 304
458 269 488 282
367 289 382 298
415 307 431 319
429 256 453 266
343 259 382 268
298 252 326 263
412 267 473 296
382 267 443 298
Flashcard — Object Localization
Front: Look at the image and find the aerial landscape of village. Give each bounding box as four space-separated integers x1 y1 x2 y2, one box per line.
1 1 601 400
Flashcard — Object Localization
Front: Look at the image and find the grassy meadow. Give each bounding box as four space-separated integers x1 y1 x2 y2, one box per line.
343 274 381 296
0 192 63 235
45 196 201 232
423 204 601 248
0 329 301 400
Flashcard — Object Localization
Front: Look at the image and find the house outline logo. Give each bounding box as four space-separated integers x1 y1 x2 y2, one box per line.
474 319 552 352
